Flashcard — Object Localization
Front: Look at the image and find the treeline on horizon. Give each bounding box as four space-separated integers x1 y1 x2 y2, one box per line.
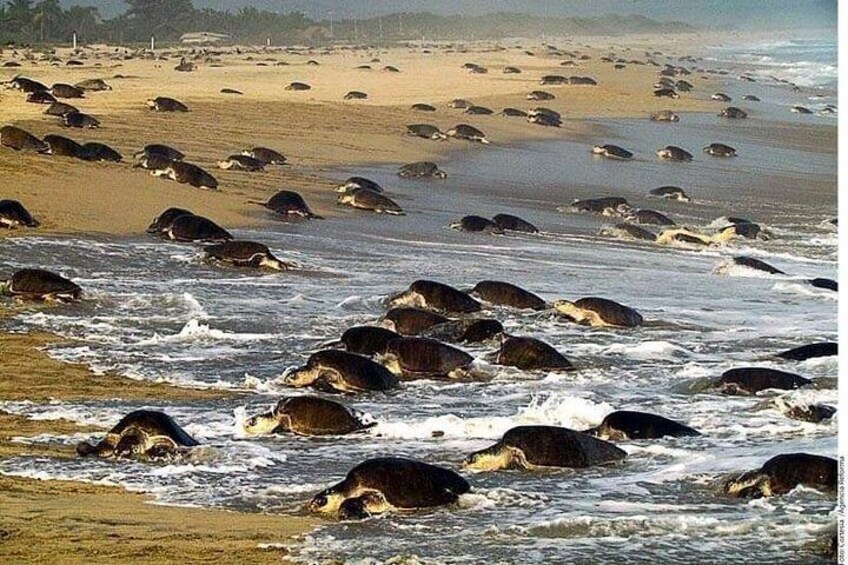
0 0 694 46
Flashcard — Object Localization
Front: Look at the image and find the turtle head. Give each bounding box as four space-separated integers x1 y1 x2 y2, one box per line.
259 255 296 271
434 169 448 179
724 470 772 498
462 442 514 472
242 407 286 435
591 145 606 154
385 289 422 309
553 299 580 321
0 279 10 296
217 159 233 170
281 365 318 388
308 485 346 514
145 99 156 109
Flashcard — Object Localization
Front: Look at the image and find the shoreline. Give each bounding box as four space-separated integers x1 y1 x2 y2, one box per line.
0 32 836 563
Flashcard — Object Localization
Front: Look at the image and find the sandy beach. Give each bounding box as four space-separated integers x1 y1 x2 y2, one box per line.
0 31 837 564
1 41 716 235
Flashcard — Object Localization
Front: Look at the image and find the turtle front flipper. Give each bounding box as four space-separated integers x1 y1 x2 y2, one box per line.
724 470 770 498
338 491 391 520
144 437 180 461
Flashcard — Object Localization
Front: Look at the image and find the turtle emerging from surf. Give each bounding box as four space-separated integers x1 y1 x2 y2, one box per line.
649 185 690 202
309 457 470 519
337 188 404 215
252 190 320 219
382 307 450 335
388 280 481 314
625 209 675 226
284 349 399 393
776 342 837 362
203 240 294 270
167 214 232 243
469 280 546 310
585 411 700 440
381 337 476 380
446 124 489 144
2 268 81 302
450 215 502 234
146 207 194 236
0 199 39 228
707 367 812 395
495 335 575 372
422 318 504 344
397 161 447 179
554 297 644 328
332 326 400 356
656 145 693 161
0 125 47 152
243 396 375 436
724 453 836 498
567 197 632 217
492 214 538 233
592 144 634 160
76 410 199 460
719 107 748 119
650 110 679 122
714 256 785 276
599 223 657 242
463 426 626 471
703 143 737 157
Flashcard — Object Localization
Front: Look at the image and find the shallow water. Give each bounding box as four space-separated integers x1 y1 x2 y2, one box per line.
0 76 837 563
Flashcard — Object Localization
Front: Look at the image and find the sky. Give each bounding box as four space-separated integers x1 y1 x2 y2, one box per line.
59 0 837 32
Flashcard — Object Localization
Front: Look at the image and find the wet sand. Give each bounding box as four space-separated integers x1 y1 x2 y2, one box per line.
1 42 716 236
0 322 315 562
0 475 312 564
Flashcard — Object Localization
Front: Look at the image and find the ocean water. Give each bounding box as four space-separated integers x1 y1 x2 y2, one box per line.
703 38 837 89
0 73 838 562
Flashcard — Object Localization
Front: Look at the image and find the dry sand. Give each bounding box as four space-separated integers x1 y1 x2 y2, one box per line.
1 42 716 236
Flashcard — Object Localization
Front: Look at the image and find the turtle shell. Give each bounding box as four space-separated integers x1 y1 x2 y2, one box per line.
341 457 470 508
0 199 39 227
264 190 315 216
7 268 81 299
501 426 626 467
574 297 643 326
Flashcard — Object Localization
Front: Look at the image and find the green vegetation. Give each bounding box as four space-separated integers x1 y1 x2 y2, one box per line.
0 0 693 46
